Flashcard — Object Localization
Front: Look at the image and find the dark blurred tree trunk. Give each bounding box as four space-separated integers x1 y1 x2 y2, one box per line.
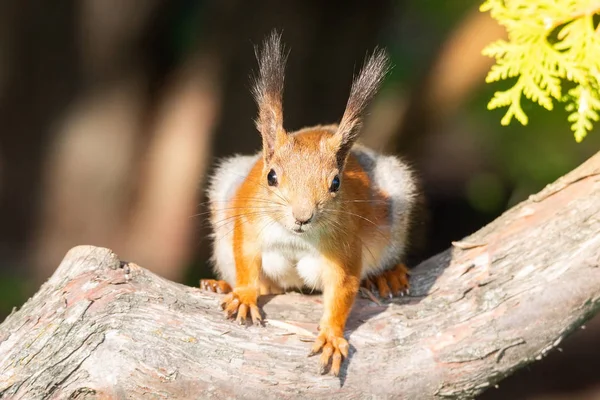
0 1 80 269
29 0 167 283
28 0 244 283
123 0 246 280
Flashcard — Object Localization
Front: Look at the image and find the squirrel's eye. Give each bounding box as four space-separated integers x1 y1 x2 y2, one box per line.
267 169 278 187
329 175 340 192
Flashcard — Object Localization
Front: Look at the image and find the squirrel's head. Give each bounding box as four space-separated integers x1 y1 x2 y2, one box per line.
251 31 389 234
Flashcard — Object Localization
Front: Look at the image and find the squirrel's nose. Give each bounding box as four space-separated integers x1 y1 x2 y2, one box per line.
295 215 313 225
292 205 314 225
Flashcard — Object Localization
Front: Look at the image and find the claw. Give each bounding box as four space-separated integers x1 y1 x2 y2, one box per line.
309 328 349 376
319 364 328 375
250 304 262 326
363 263 410 300
236 303 249 324
219 286 260 325
331 351 343 376
200 279 233 294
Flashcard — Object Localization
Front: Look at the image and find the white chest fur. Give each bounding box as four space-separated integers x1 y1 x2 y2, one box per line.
260 222 325 290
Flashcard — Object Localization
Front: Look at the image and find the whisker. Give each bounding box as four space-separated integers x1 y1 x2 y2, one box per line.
190 205 279 219
210 213 263 246
319 215 351 254
212 209 285 246
323 208 388 235
208 170 291 206
209 213 257 251
204 210 271 224
242 175 290 205
338 199 389 204
320 214 378 266
322 208 393 249
249 218 279 273
211 211 275 231
212 220 244 245
199 197 287 207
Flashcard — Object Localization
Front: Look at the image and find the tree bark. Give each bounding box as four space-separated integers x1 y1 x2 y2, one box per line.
1 153 600 400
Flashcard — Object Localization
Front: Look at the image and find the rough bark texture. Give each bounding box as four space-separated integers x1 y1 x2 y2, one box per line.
1 153 600 400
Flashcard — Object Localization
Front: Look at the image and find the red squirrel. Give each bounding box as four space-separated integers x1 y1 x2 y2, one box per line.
200 31 417 376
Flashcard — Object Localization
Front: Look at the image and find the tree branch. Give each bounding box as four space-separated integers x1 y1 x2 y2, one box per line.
1 152 600 399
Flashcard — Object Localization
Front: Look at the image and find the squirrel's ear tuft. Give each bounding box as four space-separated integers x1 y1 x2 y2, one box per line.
331 49 390 167
252 30 289 162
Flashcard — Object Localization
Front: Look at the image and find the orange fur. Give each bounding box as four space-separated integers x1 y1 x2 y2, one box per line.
200 279 232 294
205 32 416 376
363 263 410 298
220 127 400 371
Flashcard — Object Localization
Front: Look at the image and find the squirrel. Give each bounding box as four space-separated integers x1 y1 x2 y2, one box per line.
200 31 418 376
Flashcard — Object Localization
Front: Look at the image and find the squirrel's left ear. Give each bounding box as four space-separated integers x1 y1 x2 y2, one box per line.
252 31 289 163
329 49 390 168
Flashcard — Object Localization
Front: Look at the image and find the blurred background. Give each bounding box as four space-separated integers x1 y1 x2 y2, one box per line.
0 1 599 398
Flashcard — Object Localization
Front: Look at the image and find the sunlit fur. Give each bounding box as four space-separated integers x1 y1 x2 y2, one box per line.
206 31 416 376
208 125 416 291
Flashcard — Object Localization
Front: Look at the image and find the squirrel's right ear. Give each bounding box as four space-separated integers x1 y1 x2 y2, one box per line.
252 31 289 162
330 49 390 168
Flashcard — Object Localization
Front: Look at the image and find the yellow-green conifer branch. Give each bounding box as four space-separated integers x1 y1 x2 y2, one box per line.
481 0 600 142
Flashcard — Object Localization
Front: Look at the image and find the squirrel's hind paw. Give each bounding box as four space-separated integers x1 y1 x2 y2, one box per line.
363 263 410 299
200 279 232 294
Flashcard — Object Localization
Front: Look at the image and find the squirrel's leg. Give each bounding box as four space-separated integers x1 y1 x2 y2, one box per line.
310 259 360 376
220 221 263 325
362 263 410 298
200 279 232 294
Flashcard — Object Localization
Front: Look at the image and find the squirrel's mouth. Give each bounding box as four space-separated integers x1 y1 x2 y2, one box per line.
291 223 313 234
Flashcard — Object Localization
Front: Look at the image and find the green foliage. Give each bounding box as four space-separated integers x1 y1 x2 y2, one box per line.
0 275 28 319
481 0 600 142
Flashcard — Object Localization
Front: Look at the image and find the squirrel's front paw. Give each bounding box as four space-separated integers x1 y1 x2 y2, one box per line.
221 286 262 325
308 327 349 376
